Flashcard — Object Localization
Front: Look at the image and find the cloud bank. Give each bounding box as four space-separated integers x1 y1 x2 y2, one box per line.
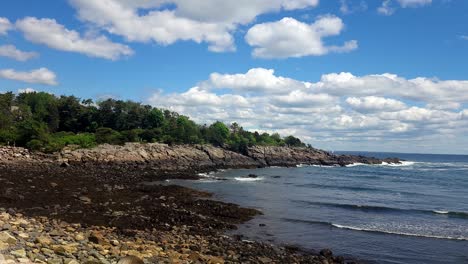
69 0 320 52
148 68 468 153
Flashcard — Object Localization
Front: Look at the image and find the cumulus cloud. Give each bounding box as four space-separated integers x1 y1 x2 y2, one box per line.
346 96 407 112
204 68 310 93
69 0 319 52
146 68 468 153
378 0 431 15
0 17 12 35
0 68 58 85
314 72 468 106
16 17 134 60
0 45 39 61
245 16 358 58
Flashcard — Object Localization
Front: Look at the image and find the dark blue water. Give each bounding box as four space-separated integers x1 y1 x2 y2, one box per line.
166 152 468 264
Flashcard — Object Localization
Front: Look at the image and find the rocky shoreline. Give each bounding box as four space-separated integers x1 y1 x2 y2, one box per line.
0 144 397 263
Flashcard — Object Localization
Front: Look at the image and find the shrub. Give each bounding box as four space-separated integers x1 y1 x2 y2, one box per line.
26 139 44 151
95 127 124 145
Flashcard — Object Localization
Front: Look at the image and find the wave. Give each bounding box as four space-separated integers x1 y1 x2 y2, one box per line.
292 201 468 219
234 177 264 182
345 163 368 167
295 183 385 193
297 164 336 168
432 210 468 218
331 224 468 241
381 161 416 167
346 161 417 167
282 218 468 241
197 179 221 183
197 172 217 178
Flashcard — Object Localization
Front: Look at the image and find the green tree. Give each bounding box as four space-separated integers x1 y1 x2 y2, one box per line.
207 121 230 146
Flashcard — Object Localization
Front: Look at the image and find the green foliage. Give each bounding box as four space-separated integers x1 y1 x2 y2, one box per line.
0 128 17 145
95 127 123 145
26 139 44 151
207 121 230 146
50 132 96 148
0 91 308 152
284 135 305 147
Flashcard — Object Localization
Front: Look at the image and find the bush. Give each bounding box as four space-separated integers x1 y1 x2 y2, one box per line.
95 127 124 145
27 139 44 151
0 129 17 145
50 132 96 149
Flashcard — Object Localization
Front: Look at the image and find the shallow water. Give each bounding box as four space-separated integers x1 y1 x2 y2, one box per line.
165 152 468 264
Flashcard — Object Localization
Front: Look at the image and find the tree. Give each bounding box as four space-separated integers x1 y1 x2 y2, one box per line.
207 121 230 146
284 135 305 147
0 91 307 152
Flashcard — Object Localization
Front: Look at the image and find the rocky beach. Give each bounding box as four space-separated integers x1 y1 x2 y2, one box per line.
0 144 399 263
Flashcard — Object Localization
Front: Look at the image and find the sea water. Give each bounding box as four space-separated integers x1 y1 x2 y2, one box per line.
166 152 468 264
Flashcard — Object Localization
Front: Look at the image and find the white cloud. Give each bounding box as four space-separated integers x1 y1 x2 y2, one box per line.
315 72 468 106
346 96 407 112
69 0 319 52
245 16 358 58
0 68 58 85
0 45 39 61
16 17 134 60
0 17 12 35
378 0 395 15
273 91 337 107
339 0 368 14
205 68 310 93
397 0 432 8
146 68 468 153
17 88 37 94
378 0 431 15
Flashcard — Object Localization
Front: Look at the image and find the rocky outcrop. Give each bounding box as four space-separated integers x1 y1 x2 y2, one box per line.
58 143 260 171
0 143 399 171
247 146 339 166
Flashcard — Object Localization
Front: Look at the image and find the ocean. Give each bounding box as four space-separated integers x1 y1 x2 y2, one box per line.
165 152 468 264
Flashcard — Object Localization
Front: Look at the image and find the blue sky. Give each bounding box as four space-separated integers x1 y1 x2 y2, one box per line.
1 0 468 154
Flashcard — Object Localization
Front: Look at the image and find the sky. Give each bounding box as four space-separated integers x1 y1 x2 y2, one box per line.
1 0 468 154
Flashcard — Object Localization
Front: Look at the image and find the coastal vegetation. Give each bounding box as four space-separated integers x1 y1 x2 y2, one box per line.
0 91 306 153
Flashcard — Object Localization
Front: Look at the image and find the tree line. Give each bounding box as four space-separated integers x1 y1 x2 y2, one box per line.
0 92 308 153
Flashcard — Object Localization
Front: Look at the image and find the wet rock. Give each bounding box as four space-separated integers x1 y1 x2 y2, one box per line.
79 196 92 204
320 248 334 258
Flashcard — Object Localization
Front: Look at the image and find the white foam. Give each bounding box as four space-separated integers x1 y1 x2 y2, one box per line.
297 164 336 168
331 224 468 241
197 171 217 178
433 210 449 214
197 179 220 183
234 177 264 182
374 161 416 167
345 163 368 167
